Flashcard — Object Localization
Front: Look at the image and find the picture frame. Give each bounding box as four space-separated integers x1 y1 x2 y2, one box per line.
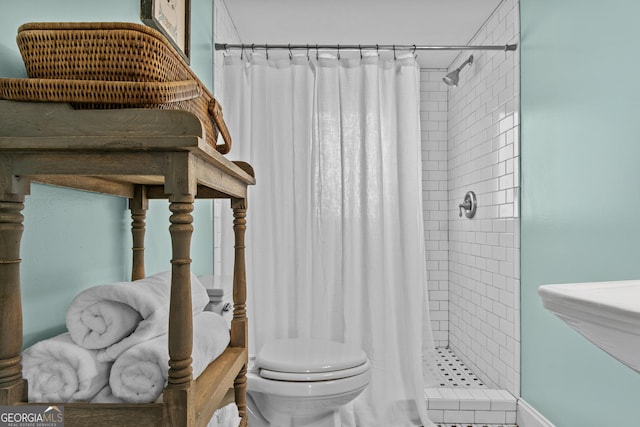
141 0 190 63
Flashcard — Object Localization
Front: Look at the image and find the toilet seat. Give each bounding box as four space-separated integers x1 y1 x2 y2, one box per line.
248 365 371 398
259 359 370 382
255 338 368 374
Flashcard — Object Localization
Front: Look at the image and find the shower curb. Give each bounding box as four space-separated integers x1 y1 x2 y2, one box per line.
426 387 517 424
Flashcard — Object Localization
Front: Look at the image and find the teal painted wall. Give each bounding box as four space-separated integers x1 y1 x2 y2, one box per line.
520 0 640 425
0 0 214 348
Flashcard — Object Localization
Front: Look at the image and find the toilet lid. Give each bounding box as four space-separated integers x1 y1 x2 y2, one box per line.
259 359 370 382
255 338 368 374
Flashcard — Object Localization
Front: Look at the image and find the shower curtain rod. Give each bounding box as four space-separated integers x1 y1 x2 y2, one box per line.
215 43 517 53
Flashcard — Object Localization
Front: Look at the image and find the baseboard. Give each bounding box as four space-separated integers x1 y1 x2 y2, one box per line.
517 399 555 427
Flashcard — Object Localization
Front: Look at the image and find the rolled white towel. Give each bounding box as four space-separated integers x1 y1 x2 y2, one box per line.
66 271 209 362
89 385 124 403
22 333 111 403
109 311 230 403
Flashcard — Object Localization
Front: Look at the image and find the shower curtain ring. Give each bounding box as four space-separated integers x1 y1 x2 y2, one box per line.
359 44 363 60
376 44 379 57
393 44 397 60
265 43 269 60
413 44 417 59
288 43 292 59
306 44 310 61
337 44 340 60
316 44 319 60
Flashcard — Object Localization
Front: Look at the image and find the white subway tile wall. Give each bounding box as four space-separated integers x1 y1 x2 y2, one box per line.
445 0 520 395
421 69 450 348
421 0 520 396
213 0 241 99
212 0 241 279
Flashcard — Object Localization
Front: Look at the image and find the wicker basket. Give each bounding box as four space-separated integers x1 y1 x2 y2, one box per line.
0 22 231 154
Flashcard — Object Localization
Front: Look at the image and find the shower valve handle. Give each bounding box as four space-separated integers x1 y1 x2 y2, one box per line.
458 191 477 219
458 200 472 217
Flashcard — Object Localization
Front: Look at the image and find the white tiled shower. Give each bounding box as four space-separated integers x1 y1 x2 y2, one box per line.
421 0 520 402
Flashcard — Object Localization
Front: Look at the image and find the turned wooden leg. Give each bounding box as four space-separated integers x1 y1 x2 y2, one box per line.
231 198 248 426
0 199 27 405
164 198 196 427
129 185 148 281
234 364 248 427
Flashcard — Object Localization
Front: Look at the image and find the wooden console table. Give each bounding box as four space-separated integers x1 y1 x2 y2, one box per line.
0 100 255 427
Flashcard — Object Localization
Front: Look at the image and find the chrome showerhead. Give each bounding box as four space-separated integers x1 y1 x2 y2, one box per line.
443 69 461 86
443 55 474 87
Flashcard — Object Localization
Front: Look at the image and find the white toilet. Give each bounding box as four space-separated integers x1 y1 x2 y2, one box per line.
246 338 371 427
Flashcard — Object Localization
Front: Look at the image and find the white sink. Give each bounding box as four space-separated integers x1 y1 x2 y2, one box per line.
538 280 640 374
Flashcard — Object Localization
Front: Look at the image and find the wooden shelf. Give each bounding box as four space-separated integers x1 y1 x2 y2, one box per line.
0 100 254 427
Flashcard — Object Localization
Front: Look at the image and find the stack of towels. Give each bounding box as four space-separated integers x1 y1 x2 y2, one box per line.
22 271 240 427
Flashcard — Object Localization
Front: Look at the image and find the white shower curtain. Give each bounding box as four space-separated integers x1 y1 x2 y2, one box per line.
218 51 439 427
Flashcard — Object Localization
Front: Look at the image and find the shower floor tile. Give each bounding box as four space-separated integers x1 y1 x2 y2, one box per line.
426 348 517 426
435 347 486 388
